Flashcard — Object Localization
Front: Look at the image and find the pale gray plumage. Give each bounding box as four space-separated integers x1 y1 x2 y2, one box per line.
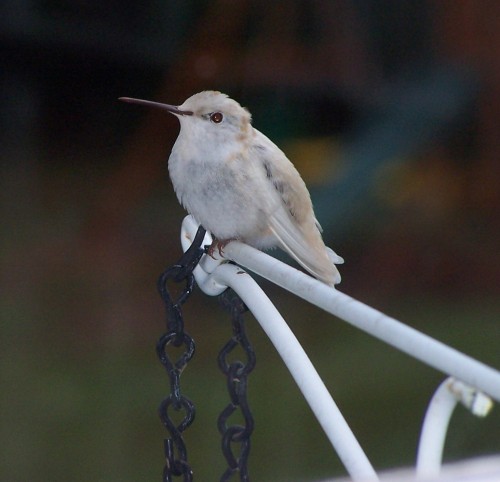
120 91 343 285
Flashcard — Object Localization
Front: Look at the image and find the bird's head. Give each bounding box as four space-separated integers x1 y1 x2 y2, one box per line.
120 91 253 148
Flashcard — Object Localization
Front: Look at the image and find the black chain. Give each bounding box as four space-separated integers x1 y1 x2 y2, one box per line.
217 289 256 482
156 225 206 481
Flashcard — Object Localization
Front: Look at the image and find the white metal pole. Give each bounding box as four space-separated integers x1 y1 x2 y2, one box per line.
416 378 458 478
179 216 500 479
416 377 494 479
215 239 500 403
206 262 379 481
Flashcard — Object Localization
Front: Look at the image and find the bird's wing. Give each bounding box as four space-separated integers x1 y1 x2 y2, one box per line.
252 132 342 285
268 205 342 285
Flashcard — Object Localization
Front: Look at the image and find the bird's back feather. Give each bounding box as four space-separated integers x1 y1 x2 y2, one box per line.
268 206 342 286
251 131 343 286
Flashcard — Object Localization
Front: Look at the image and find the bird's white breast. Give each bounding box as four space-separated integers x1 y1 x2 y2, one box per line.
168 130 279 243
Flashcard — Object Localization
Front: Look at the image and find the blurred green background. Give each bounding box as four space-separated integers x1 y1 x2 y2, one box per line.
0 1 499 481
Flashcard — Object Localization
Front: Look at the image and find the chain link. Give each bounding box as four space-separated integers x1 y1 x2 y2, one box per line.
156 226 206 481
155 226 256 481
217 289 256 481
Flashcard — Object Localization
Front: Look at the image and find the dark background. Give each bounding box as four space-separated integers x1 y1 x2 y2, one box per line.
1 1 499 481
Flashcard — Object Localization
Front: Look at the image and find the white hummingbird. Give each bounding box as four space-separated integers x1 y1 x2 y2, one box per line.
120 91 343 286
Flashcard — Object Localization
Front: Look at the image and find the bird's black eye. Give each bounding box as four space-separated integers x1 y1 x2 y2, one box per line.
210 112 223 123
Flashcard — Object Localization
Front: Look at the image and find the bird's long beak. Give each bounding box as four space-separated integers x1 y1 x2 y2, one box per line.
118 97 193 116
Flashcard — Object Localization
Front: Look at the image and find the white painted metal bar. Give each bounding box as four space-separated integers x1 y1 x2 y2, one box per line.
211 263 378 481
180 215 500 479
180 220 500 402
416 378 461 479
180 217 378 480
180 216 500 401
416 377 494 479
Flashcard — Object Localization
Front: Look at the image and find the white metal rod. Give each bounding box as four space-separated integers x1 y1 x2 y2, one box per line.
205 262 379 481
216 240 500 402
416 378 458 478
416 377 494 479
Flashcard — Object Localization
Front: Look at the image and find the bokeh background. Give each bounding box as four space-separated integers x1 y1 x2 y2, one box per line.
1 1 499 481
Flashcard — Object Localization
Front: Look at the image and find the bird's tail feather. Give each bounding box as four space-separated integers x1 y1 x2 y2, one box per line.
269 210 342 286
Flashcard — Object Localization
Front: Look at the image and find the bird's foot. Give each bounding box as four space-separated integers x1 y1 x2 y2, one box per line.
206 238 234 259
